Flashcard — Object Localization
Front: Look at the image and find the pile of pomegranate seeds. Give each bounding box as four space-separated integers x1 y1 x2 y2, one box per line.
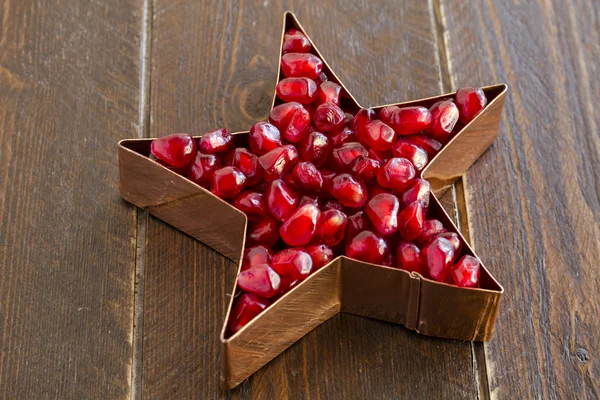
148 29 489 334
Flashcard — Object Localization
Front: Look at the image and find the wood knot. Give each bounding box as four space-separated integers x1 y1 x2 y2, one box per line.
575 347 590 364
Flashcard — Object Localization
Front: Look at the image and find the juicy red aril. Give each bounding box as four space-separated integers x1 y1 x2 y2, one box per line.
299 193 319 207
232 191 269 221
401 178 431 207
330 173 368 207
392 141 428 171
317 72 328 84
436 232 462 256
367 148 391 163
151 133 196 168
226 148 261 185
149 153 190 175
320 168 337 195
272 248 313 280
345 230 389 265
367 182 393 198
247 218 280 247
211 166 247 199
313 102 346 132
269 102 310 143
242 245 273 271
258 145 299 181
330 126 357 147
317 209 348 247
281 53 323 79
298 130 332 167
416 219 447 246
401 135 442 158
426 100 459 142
266 179 299 221
321 199 344 211
276 77 317 104
292 161 323 191
377 158 415 191
187 152 220 188
365 193 400 235
249 122 282 155
387 106 432 135
352 108 376 143
451 255 481 287
346 211 372 243
455 87 487 124
228 293 271 334
282 28 311 54
305 244 334 269
378 106 398 125
278 275 299 295
350 156 381 181
198 128 234 155
237 264 281 298
315 81 342 105
363 120 396 151
397 242 426 275
279 204 320 246
330 142 368 171
424 237 456 282
398 200 426 240
282 172 297 188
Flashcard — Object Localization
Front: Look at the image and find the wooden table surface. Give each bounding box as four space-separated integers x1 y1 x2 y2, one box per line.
1 0 598 399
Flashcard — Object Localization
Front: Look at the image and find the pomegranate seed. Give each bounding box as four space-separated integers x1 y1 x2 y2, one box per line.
416 219 447 246
272 248 313 280
249 122 282 155
281 172 298 188
367 182 393 198
330 142 368 172
304 244 334 269
363 120 396 151
258 145 299 182
247 217 280 247
238 264 281 298
424 237 456 282
392 141 428 171
330 126 357 147
281 53 323 79
365 193 400 235
401 135 442 158
228 293 271 334
242 245 273 271
277 275 300 296
387 106 432 135
352 108 376 143
367 148 390 163
398 200 426 240
350 156 381 181
377 158 415 191
282 28 311 54
232 191 269 221
315 81 342 105
266 179 300 221
279 204 320 246
276 77 317 104
151 133 196 168
346 211 372 243
226 148 261 185
330 173 368 207
198 128 234 155
210 166 247 198
316 72 328 84
345 230 389 265
451 255 481 287
299 193 319 207
269 102 311 143
187 152 221 188
401 178 431 208
298 130 332 167
455 87 487 124
425 100 459 142
149 153 191 175
317 209 348 246
397 242 426 275
320 168 337 195
436 232 462 256
321 199 344 211
378 106 398 125
292 161 323 192
313 102 346 132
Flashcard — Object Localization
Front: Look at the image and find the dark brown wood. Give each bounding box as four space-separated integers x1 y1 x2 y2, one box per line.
0 0 142 398
439 0 600 399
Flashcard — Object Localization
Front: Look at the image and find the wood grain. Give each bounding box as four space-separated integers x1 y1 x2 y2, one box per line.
438 0 600 398
142 1 481 398
0 0 142 398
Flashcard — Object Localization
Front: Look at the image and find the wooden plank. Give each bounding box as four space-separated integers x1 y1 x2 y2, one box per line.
0 0 143 398
438 0 600 398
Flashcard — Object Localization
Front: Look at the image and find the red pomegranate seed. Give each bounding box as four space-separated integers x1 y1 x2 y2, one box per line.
352 108 376 143
272 248 313 280
425 100 459 142
345 230 389 265
281 172 297 189
315 81 342 105
237 264 281 298
187 152 221 188
330 173 368 207
363 120 396 151
211 166 247 199
398 200 426 240
378 106 398 125
436 232 462 257
397 242 426 275
401 178 431 207
317 72 328 84
282 28 311 54
320 168 337 195
298 130 332 167
198 128 234 155
387 106 432 135
424 237 456 282
232 191 269 221
304 244 334 269
258 145 299 182
365 193 400 235
346 211 372 243
367 182 393 198
377 158 415 191
313 102 346 132
276 77 317 104
367 148 391 163
350 156 381 181
320 199 343 211
292 161 323 192
330 126 357 147
455 87 487 124
451 255 481 287
242 245 273 271
281 53 323 79
330 142 368 172
416 219 447 246
228 293 271 334
149 153 191 175
280 203 321 246
226 148 261 185
401 135 443 158
392 141 428 171
266 179 300 222
277 275 299 296
151 133 196 168
249 122 282 155
269 102 311 143
317 209 348 246
299 193 319 207
247 217 280 247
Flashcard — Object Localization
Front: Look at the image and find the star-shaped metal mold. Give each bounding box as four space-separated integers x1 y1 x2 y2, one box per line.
118 11 507 390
